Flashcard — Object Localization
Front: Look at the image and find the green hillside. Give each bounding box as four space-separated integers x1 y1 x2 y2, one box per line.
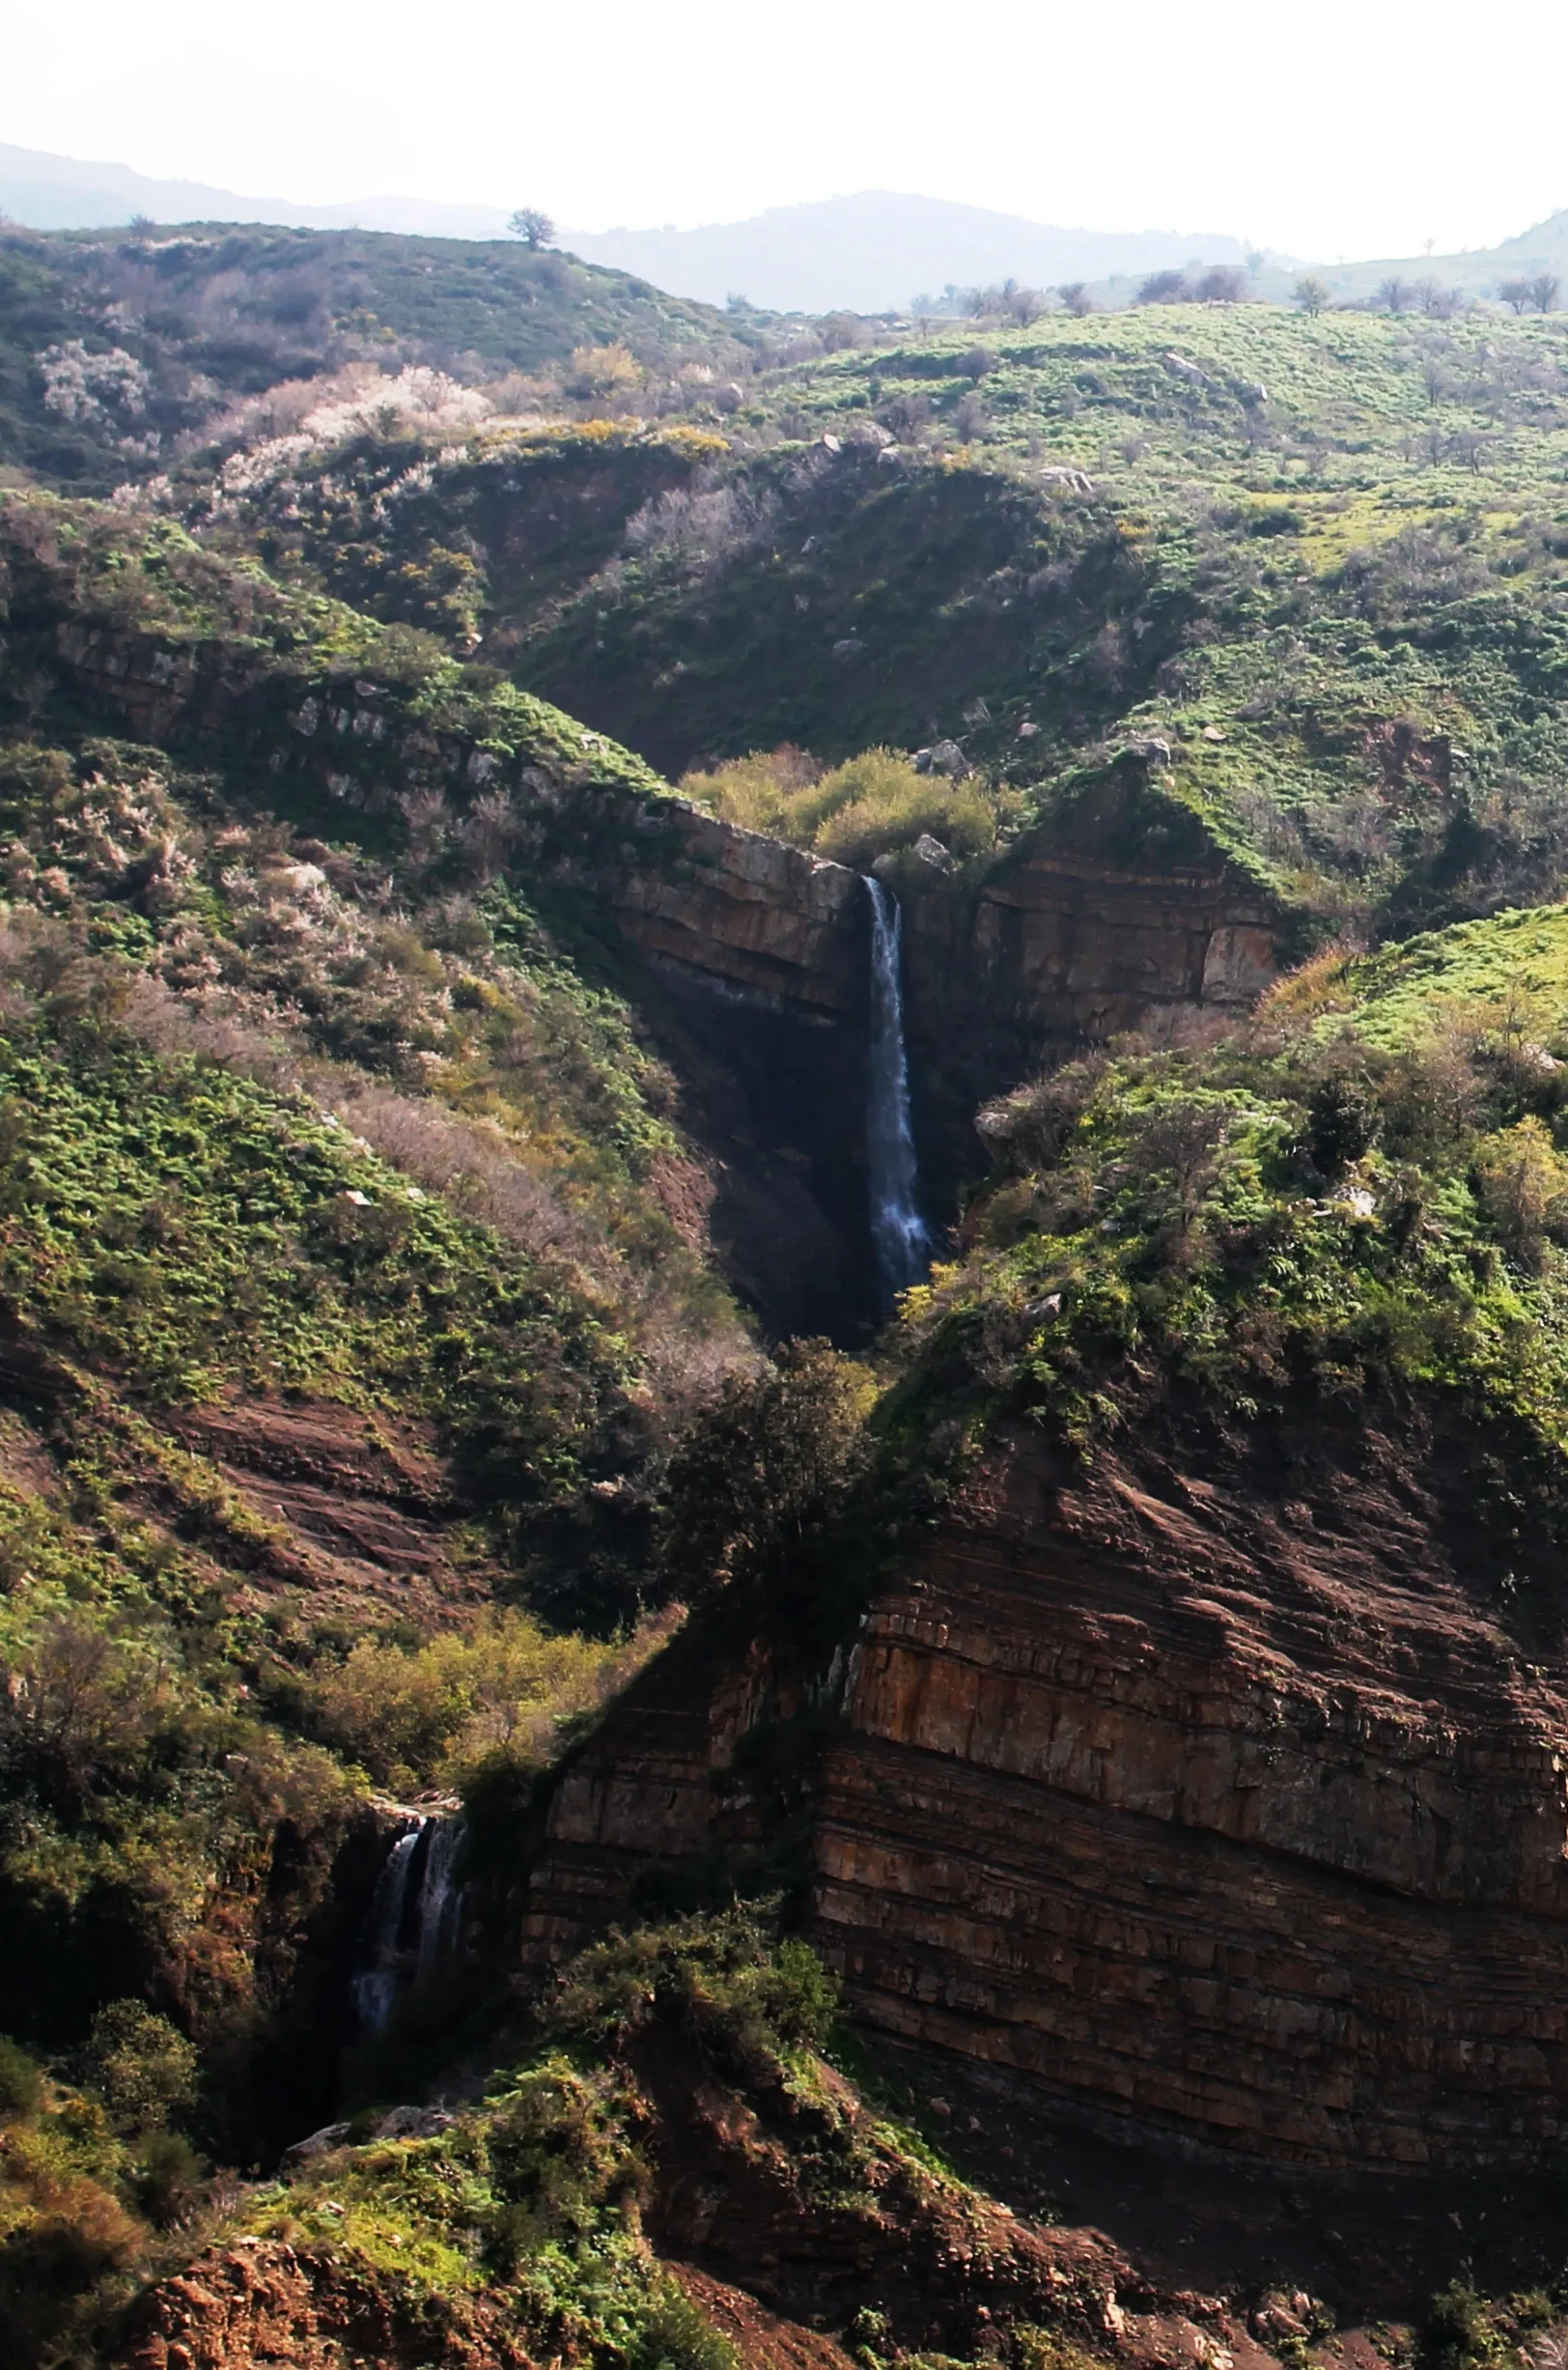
152 300 1568 939
0 222 747 493
894 896 1568 1581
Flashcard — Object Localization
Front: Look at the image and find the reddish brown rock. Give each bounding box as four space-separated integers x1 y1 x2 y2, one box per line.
117 2240 535 2370
523 1413 1568 2171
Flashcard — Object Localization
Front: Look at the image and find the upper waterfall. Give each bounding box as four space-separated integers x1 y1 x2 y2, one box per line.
863 876 929 1302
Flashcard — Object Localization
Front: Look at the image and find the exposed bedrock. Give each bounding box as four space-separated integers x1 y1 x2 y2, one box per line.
562 765 1280 1331
521 1416 1568 2172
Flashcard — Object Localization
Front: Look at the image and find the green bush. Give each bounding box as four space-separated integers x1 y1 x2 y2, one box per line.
628 2276 740 2370
546 1904 841 2075
79 2002 198 2133
685 745 1003 866
0 2036 42 2120
658 1340 876 1604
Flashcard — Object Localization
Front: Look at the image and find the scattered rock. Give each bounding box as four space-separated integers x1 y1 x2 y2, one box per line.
375 2103 455 2141
1040 465 1096 494
1119 735 1173 768
1162 352 1209 383
911 833 957 871
279 2121 351 2170
911 739 969 777
831 636 865 662
820 433 842 454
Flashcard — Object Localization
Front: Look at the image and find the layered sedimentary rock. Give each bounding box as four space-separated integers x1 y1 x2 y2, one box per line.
897 762 1280 1201
523 1415 1568 2171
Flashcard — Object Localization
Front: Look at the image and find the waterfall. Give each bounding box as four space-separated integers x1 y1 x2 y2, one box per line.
351 1824 421 2035
414 1818 464 1985
863 876 929 1301
351 1815 465 2035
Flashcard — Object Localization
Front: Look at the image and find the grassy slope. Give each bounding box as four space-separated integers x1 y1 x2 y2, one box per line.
0 488 759 2318
0 223 740 493
887 897 1568 1596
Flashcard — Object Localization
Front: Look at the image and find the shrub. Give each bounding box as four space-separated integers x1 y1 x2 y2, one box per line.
680 746 821 836
629 2277 740 2370
309 1609 658 1792
481 2058 647 2265
1471 1116 1568 1271
79 2002 198 2132
0 2036 42 2120
130 2128 207 2228
659 1339 875 1604
546 1905 840 2075
686 747 1000 867
567 344 641 400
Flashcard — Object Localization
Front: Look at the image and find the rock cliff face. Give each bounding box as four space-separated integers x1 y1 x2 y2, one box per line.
560 760 1280 1333
896 764 1279 1215
522 1409 1568 2172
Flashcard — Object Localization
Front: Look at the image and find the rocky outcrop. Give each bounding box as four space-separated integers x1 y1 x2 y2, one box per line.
522 1408 1568 2172
118 2241 536 2370
897 761 1280 1210
562 764 1281 1333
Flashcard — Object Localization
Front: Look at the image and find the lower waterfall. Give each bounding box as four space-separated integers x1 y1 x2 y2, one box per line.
863 875 929 1301
352 1815 465 2034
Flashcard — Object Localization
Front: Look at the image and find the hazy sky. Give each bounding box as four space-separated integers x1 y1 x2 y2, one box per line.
5 0 1563 260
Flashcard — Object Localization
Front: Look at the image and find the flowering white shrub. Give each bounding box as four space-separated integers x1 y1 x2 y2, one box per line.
206 363 495 510
38 341 152 426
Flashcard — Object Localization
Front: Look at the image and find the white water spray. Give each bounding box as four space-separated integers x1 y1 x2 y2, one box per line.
352 1816 465 2034
863 876 929 1300
352 1824 421 2035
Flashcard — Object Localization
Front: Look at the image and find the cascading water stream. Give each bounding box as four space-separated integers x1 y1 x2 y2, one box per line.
414 1818 464 1986
863 876 929 1302
351 1815 466 2034
351 1824 421 2035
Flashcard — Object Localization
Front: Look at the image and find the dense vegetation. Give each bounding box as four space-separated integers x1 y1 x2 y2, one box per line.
0 222 765 493
112 300 1568 943
884 906 1568 1598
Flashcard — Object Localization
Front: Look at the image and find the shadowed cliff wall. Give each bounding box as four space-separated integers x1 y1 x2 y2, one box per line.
520 1413 1568 2172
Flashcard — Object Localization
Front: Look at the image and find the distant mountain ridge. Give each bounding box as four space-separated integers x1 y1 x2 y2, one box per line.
5 139 1567 315
0 140 512 240
561 192 1260 311
0 144 1255 308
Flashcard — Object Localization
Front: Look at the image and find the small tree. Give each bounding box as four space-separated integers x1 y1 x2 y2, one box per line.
1529 272 1561 313
1377 275 1411 313
1136 269 1189 305
1294 274 1330 315
1194 266 1246 303
658 1340 874 1605
1498 277 1532 314
1055 281 1093 317
508 207 554 249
